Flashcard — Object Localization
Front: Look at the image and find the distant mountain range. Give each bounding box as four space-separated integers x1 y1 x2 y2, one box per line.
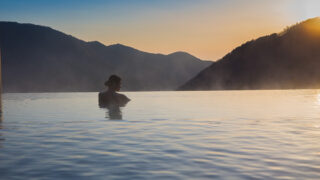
179 17 320 90
0 22 211 92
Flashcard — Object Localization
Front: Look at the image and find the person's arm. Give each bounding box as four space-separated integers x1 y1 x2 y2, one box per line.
123 95 130 102
118 94 130 106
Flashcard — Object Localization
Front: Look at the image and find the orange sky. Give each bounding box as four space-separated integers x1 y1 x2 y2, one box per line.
1 0 320 60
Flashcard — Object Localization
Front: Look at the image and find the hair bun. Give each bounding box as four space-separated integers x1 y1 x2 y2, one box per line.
104 75 121 87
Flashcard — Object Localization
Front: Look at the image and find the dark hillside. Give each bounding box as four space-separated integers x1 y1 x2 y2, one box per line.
0 22 211 92
179 17 320 90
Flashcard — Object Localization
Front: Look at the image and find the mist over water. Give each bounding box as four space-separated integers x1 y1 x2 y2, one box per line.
0 90 320 179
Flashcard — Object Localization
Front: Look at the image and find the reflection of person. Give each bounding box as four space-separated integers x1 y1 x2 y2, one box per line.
99 75 130 107
106 106 122 120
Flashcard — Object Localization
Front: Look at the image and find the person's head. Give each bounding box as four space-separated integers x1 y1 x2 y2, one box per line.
105 75 121 91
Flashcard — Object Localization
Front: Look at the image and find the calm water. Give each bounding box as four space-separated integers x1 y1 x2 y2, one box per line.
0 90 320 179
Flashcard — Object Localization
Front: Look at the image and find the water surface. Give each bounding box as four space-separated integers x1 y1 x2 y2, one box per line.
0 90 320 179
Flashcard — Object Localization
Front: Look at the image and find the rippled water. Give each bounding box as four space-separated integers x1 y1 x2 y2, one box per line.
0 90 320 179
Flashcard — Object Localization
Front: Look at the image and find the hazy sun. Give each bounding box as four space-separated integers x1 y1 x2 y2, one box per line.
301 17 320 36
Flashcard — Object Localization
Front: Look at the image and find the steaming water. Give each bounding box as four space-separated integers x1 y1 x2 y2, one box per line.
0 90 320 179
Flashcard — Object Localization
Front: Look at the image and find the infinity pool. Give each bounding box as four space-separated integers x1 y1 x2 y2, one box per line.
0 90 319 179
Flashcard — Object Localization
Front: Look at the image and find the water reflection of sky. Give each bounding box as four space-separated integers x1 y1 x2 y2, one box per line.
1 90 320 179
317 92 320 106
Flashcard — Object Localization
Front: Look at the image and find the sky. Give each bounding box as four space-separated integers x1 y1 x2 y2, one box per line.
0 0 319 60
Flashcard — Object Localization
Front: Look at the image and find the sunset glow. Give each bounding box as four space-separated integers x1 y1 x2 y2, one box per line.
303 17 320 36
0 0 319 60
2 1 320 179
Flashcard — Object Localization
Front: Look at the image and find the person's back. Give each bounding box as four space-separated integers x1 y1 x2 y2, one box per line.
99 75 130 108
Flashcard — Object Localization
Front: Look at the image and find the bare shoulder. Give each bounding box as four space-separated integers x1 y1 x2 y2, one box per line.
99 91 112 107
99 91 109 99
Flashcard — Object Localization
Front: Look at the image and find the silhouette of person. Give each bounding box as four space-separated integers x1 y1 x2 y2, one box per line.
99 75 130 119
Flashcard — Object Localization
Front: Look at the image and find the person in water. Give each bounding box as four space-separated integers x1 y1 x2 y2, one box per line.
99 75 130 108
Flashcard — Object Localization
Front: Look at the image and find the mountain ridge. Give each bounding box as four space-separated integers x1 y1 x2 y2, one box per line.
179 17 320 90
0 21 211 92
